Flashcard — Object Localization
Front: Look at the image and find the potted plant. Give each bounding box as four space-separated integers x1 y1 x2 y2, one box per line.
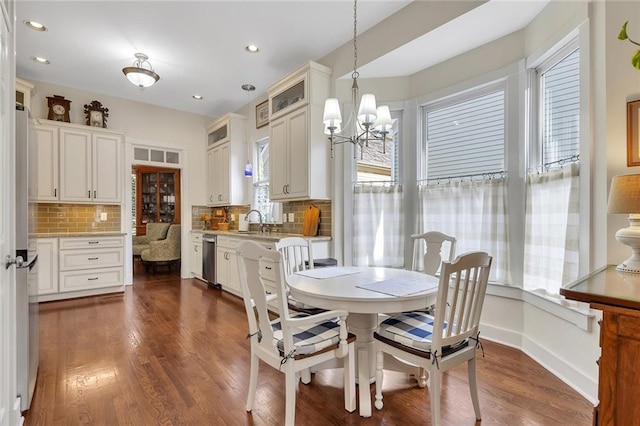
618 21 640 70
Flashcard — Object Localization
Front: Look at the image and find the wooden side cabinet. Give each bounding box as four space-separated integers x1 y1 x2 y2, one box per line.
134 166 180 236
592 303 640 425
561 266 640 426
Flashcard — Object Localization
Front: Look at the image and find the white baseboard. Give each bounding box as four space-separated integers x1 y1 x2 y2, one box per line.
480 322 598 405
521 335 598 404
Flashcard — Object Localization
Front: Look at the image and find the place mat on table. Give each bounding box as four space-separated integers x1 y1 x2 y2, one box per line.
295 267 361 279
356 278 439 297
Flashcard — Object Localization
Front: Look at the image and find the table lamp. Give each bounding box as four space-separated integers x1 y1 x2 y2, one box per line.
608 174 640 273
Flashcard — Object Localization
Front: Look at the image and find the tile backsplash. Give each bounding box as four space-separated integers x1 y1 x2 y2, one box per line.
37 204 121 234
192 200 332 236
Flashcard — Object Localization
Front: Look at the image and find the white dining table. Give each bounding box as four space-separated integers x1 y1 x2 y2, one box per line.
287 266 439 417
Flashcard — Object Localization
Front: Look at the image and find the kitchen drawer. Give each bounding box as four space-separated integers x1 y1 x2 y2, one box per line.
59 236 123 250
59 247 124 271
59 267 124 292
192 233 203 243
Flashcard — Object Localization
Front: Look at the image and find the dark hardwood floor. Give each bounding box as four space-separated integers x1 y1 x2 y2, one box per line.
24 264 594 425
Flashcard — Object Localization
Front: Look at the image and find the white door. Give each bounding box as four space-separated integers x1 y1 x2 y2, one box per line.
269 117 287 199
35 125 59 201
1 1 18 424
286 107 309 198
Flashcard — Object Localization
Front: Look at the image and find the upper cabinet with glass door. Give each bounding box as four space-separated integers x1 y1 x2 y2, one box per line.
268 61 332 122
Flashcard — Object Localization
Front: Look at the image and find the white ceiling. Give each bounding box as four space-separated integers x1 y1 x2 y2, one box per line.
16 1 548 118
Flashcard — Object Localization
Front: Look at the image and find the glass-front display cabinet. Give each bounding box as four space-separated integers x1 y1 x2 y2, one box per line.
134 166 181 236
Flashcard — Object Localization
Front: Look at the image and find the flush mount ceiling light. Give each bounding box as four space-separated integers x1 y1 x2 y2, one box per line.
122 53 160 88
323 0 392 159
245 44 259 53
32 56 49 64
25 20 46 31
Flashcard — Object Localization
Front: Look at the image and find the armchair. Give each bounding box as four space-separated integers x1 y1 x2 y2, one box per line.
132 223 171 258
140 224 181 273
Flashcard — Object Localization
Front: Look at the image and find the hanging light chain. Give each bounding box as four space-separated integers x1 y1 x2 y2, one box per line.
352 0 359 80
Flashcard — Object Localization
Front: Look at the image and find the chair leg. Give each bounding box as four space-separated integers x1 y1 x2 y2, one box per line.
468 356 481 420
344 343 356 413
246 352 259 412
374 350 384 410
429 368 442 426
301 368 311 385
285 370 297 426
418 367 428 388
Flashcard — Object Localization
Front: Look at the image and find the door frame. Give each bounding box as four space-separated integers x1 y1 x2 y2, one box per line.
124 138 187 284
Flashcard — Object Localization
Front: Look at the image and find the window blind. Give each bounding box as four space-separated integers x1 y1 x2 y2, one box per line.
425 90 504 180
539 48 580 166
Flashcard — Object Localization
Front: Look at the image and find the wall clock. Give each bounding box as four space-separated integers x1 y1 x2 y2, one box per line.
46 95 71 122
83 100 109 128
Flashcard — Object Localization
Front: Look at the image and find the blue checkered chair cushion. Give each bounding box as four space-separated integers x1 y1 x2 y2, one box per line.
377 312 449 353
271 313 342 356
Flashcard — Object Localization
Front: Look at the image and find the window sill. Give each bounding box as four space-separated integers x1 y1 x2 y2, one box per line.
486 283 596 331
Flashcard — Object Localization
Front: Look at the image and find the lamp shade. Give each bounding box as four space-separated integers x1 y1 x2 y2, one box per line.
357 93 377 125
323 98 342 128
123 67 159 88
373 105 392 132
608 174 640 214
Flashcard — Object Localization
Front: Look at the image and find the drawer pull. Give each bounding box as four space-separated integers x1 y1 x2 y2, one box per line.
598 319 602 327
596 358 600 366
88 257 99 260
88 241 99 245
265 266 272 270
87 277 99 281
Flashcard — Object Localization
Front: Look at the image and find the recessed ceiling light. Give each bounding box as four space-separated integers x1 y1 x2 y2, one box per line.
193 95 203 100
245 45 259 53
32 56 50 64
25 20 46 31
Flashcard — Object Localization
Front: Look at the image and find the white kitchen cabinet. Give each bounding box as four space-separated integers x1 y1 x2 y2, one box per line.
216 236 241 295
34 124 59 201
58 236 124 294
206 113 248 206
37 235 125 302
60 126 122 203
36 238 58 295
191 232 204 280
267 61 331 201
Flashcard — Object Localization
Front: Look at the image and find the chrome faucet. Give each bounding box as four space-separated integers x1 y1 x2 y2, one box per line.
244 209 270 234
245 209 263 224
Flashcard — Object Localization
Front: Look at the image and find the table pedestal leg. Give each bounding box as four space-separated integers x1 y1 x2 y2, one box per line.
346 313 377 417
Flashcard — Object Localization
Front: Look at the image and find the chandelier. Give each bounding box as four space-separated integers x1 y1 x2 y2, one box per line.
122 53 160 88
322 0 393 159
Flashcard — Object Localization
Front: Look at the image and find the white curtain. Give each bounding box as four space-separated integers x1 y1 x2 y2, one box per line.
353 184 404 267
523 163 580 296
417 177 510 283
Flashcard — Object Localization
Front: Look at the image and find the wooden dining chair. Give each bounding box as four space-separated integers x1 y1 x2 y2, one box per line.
373 251 492 426
236 240 356 426
275 237 326 315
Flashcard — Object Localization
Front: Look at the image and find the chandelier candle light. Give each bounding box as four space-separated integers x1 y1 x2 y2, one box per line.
608 174 640 273
323 0 393 159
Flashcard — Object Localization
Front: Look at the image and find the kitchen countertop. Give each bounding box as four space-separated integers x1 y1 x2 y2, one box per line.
191 229 331 242
33 232 127 238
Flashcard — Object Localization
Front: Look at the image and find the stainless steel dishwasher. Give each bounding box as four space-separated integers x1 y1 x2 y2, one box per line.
202 235 220 288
